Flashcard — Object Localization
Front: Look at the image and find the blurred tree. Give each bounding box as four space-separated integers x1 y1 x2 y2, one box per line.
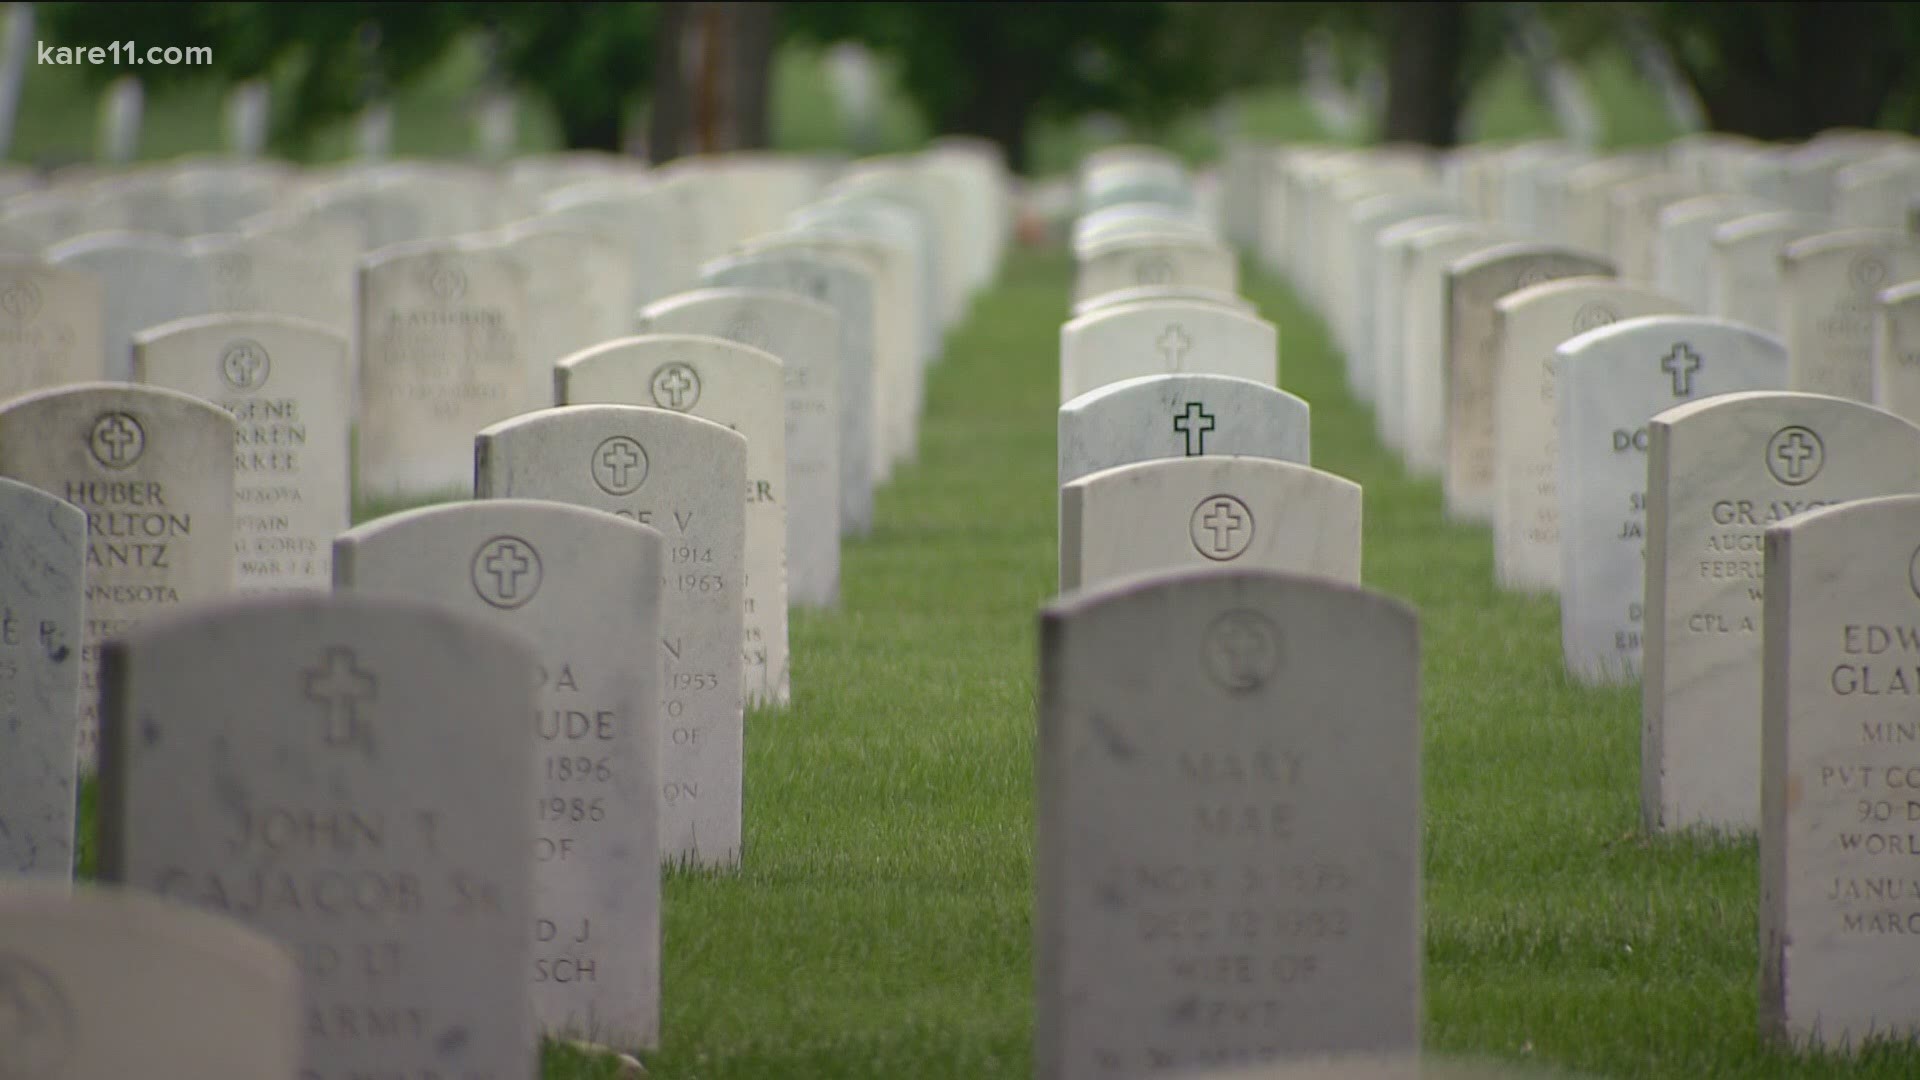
476 2 658 152
650 1 776 162
784 2 1299 173
1641 1 1920 138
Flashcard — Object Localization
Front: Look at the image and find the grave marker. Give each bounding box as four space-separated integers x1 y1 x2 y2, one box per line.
1761 494 1920 1049
0 257 103 401
1780 229 1920 402
1556 316 1788 684
476 404 746 867
1060 457 1360 592
0 478 83 878
639 287 842 608
98 594 538 1079
1444 243 1614 523
0 383 234 769
1037 569 1420 1077
335 500 664 1048
557 335 789 708
1058 373 1310 487
1645 392 1920 832
133 315 350 592
46 231 210 381
1492 277 1684 591
1875 280 1920 425
0 884 301 1078
1075 234 1237 306
1060 300 1277 405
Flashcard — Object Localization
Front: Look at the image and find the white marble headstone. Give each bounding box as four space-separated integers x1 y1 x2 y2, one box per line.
334 499 665 1049
1037 569 1420 1077
556 335 789 709
0 884 301 1078
0 477 83 878
1761 494 1920 1050
1556 316 1789 685
1491 277 1684 592
1875 280 1920 427
638 287 842 608
133 314 351 593
1058 373 1310 487
1443 243 1614 523
1061 457 1361 592
0 257 103 401
99 594 537 1079
1779 229 1920 402
476 404 747 867
0 383 235 769
1075 235 1237 306
1645 392 1920 833
46 231 211 381
1060 300 1277 405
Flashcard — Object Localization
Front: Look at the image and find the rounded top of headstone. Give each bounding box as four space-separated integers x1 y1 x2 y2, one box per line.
1448 240 1612 278
1079 230 1225 263
1061 295 1272 335
1554 312 1784 362
475 401 748 451
1781 226 1913 262
1880 279 1920 307
0 379 235 420
1070 285 1252 318
557 332 783 378
1764 491 1920 547
45 229 190 261
0 882 297 987
337 497 661 548
1060 372 1303 415
1710 210 1828 246
131 311 345 351
641 286 838 325
1494 276 1676 318
1655 192 1777 229
1043 564 1414 632
1648 388 1919 431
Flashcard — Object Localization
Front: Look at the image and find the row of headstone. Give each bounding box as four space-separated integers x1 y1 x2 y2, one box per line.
1 140 1015 1074
1223 130 1920 1052
1032 148 1420 1075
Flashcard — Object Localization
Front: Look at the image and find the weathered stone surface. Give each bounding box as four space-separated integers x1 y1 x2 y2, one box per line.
0 477 84 878
1058 373 1310 487
1060 300 1277 405
0 257 104 401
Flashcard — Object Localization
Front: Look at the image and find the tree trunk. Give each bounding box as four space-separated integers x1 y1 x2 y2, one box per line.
648 1 689 164
1380 1 1466 147
941 61 1037 174
729 1 775 151
1671 4 1905 140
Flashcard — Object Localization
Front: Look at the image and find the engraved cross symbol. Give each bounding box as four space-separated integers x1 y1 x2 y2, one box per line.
1774 430 1817 480
1216 621 1267 678
1660 344 1702 397
1201 500 1244 552
303 647 378 755
484 542 532 599
600 441 641 488
1157 324 1191 367
95 415 138 464
1174 401 1215 456
657 367 695 407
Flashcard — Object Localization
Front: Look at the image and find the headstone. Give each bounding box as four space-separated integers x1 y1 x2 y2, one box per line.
0 384 234 769
1075 235 1237 306
1645 392 1920 833
356 239 533 500
1392 227 1499 465
1705 212 1825 336
1060 457 1361 592
98 594 538 1079
1760 493 1920 1048
1058 373 1310 487
1036 569 1420 1077
1443 243 1614 523
496 219 633 400
1779 229 1920 402
1556 316 1789 684
476 404 746 867
1653 194 1774 312
0 478 83 878
46 232 210 382
1875 280 1920 425
705 249 876 537
0 884 301 1078
133 315 351 593
0 258 104 401
638 287 841 608
556 335 789 708
1070 285 1253 319
334 500 664 1049
1060 301 1277 405
1492 278 1685 591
